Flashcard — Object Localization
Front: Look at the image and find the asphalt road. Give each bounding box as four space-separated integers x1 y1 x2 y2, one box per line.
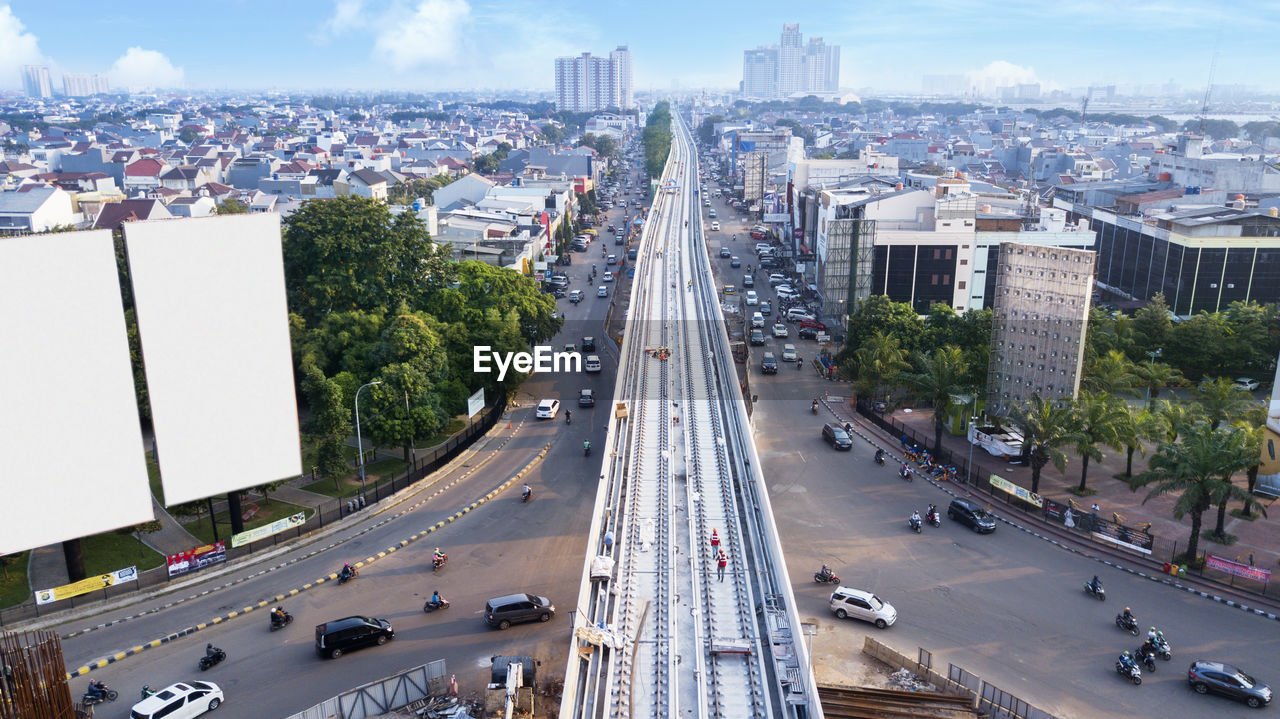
690 183 1278 719
55 162 645 719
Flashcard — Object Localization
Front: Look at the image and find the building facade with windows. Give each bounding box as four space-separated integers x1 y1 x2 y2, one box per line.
554 47 633 112
739 24 839 99
21 65 52 99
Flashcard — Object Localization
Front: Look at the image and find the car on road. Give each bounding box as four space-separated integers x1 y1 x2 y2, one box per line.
584 355 602 372
730 256 741 268
535 399 560 419
829 586 897 628
582 336 596 352
786 308 816 323
484 593 555 630
822 423 853 450
947 498 997 533
781 343 797 361
603 271 615 282
1236 378 1261 392
708 208 717 218
720 247 731 258
745 290 759 306
568 290 583 303
798 325 819 339
129 681 224 719
597 285 609 297
772 323 789 338
711 221 720 231
1187 660 1272 708
761 352 777 374
607 254 617 265
578 389 595 407
751 312 765 328
723 284 736 295
315 616 395 659
750 329 766 346
743 274 754 288
760 300 772 316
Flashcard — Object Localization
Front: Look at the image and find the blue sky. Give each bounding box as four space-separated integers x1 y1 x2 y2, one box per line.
2 1 1277 95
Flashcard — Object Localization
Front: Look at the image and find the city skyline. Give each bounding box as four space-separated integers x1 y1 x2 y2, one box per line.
1 1 1279 95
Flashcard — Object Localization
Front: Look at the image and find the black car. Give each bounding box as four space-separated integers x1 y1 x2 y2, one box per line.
761 352 777 374
821 423 852 450
720 247 731 258
581 336 596 352
484 593 555 630
947 499 997 533
1188 660 1272 708
730 256 741 268
798 326 818 339
749 329 765 346
578 389 595 407
315 616 394 659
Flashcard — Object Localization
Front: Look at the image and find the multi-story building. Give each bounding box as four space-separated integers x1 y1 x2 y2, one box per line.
21 65 52 99
554 48 633 112
63 73 110 97
986 242 1095 414
739 25 839 99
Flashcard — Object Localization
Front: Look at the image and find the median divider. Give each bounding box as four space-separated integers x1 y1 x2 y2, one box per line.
66 442 552 679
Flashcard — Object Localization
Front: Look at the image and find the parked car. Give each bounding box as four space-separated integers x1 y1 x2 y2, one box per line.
822 423 853 450
776 287 801 301
829 586 897 628
947 498 997 533
723 284 736 295
484 593 555 630
761 352 778 374
1187 660 1272 708
314 616 395 659
786 308 816 323
584 355 602 372
1235 378 1261 392
578 389 595 407
798 325 819 340
535 399 560 419
128 681 224 719
772 323 789 338
768 273 788 286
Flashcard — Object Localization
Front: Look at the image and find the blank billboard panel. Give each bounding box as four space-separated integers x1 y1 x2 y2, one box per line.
125 215 301 506
0 231 152 554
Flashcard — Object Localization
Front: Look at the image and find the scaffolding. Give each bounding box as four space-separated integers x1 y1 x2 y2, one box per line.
741 151 768 205
820 217 876 320
0 629 74 719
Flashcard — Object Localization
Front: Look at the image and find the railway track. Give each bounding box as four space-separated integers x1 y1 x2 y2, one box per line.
817 685 978 719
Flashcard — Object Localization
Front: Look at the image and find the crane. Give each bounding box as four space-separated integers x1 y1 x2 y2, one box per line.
1198 52 1218 136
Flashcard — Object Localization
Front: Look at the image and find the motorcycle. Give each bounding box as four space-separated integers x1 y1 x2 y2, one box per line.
1152 635 1172 661
1115 614 1138 636
813 566 840 584
926 508 941 527
423 598 450 613
565 412 572 425
522 487 532 503
899 467 913 482
584 443 592 457
199 647 226 671
82 685 119 706
338 566 357 584
140 685 157 700
432 553 448 572
1115 659 1142 685
1083 581 1106 601
811 401 818 414
1134 647 1157 673
874 452 885 466
269 610 293 632
909 516 922 533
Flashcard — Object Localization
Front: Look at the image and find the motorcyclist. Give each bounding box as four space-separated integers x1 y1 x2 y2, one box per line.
900 463 911 478
1118 650 1137 672
811 399 819 413
818 564 834 581
927 504 938 522
86 679 107 699
1089 575 1102 594
584 440 591 452
141 685 156 699
1121 606 1135 626
205 643 219 660
271 606 288 626
874 448 885 464
430 590 447 607
340 562 353 580
910 510 922 528
433 548 445 566
522 484 532 501
565 409 572 424
1147 626 1157 643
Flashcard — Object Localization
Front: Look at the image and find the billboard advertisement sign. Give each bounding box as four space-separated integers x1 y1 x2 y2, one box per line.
1258 354 1280 497
763 213 789 223
1206 554 1271 583
989 473 1043 508
467 388 485 418
166 541 227 578
231 511 307 548
35 566 137 605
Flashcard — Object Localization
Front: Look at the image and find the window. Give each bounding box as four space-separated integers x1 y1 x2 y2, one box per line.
945 248 953 259
943 274 950 284
958 281 966 290
152 700 184 719
933 248 941 259
931 274 939 285
960 258 968 265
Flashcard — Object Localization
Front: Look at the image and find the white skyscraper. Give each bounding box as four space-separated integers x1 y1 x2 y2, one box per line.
555 47 634 112
741 48 777 99
63 73 111 97
740 25 840 100
21 65 53 99
776 23 804 97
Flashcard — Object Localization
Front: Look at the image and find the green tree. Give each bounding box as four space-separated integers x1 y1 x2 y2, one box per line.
1130 360 1185 407
1152 398 1206 443
1083 350 1140 396
1194 377 1251 429
473 153 500 175
577 133 618 158
643 102 673 178
839 295 926 363
1230 405 1269 519
1117 405 1163 479
1009 395 1081 495
899 346 971 453
1131 423 1254 564
843 330 910 404
698 114 725 145
1130 292 1172 354
178 128 200 144
540 123 565 144
300 364 352 489
1070 391 1130 492
1182 118 1240 139
216 198 249 215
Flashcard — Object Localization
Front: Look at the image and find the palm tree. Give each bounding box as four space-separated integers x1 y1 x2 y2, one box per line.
1009 395 1082 495
1117 405 1163 479
1153 399 1206 444
1225 404 1269 523
1130 360 1186 407
1195 377 1251 429
1070 391 1129 493
899 346 971 453
845 330 910 405
1132 423 1256 564
1083 350 1140 397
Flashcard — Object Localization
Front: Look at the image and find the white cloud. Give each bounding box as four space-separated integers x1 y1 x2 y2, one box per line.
964 60 1056 96
372 0 471 72
0 4 46 90
108 47 184 91
314 0 365 43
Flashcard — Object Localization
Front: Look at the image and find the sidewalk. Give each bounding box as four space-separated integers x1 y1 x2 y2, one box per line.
861 403 1279 579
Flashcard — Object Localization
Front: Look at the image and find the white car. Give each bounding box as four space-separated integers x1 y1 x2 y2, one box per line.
781 343 797 361
603 272 615 282
535 399 560 419
129 681 224 719
1236 378 1261 392
768 273 788 286
829 586 897 629
776 287 801 301
597 285 609 297
745 290 759 306
751 312 765 328
772 323 789 338
585 355 602 372
710 221 720 231
786 308 816 323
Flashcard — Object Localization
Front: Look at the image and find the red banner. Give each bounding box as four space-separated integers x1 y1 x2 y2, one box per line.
167 541 227 577
1206 554 1271 583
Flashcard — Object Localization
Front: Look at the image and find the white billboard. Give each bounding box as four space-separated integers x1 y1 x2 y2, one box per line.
0 231 152 553
467 388 485 418
125 215 301 506
763 213 790 223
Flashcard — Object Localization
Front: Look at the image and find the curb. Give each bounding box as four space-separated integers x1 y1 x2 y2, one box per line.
825 399 1280 625
64 442 551 679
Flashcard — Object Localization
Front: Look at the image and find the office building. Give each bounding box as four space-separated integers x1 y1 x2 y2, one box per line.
63 73 110 97
554 47 633 113
739 25 839 100
21 65 52 99
987 243 1095 414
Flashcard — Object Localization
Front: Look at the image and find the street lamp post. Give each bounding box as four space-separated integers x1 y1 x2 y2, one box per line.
355 380 382 501
967 416 978 484
1145 348 1162 405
